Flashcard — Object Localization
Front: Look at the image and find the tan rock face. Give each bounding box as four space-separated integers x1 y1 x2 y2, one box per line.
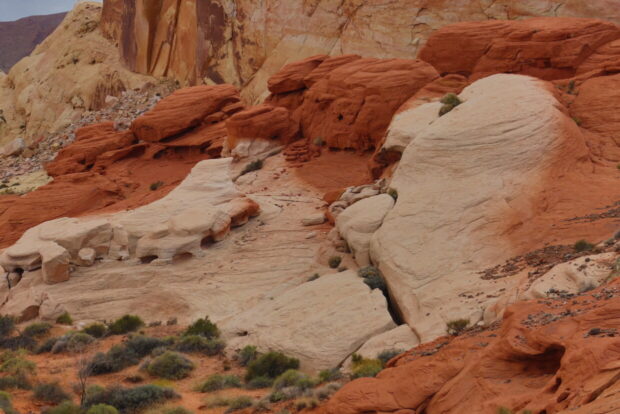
0 2 154 147
100 0 620 101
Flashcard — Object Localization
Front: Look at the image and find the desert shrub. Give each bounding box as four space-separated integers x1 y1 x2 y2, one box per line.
82 323 108 338
108 315 144 335
88 345 141 375
328 256 342 269
295 398 319 411
497 408 513 414
318 368 342 383
446 319 469 336
0 373 31 390
205 395 230 408
307 273 320 282
33 381 70 404
0 390 17 414
85 384 178 412
377 349 403 366
36 337 60 354
0 352 36 388
197 374 241 392
351 358 383 379
22 322 52 338
56 312 73 325
43 401 82 414
358 266 387 294
0 316 15 338
86 404 119 414
150 181 164 191
438 93 462 116
0 334 37 351
126 335 170 357
245 352 300 381
387 188 398 201
273 370 315 391
52 332 95 353
268 386 304 402
241 160 263 176
237 345 258 367
146 351 195 380
245 376 274 390
314 382 341 400
175 335 224 356
227 396 253 413
160 408 192 414
183 317 220 339
574 239 595 253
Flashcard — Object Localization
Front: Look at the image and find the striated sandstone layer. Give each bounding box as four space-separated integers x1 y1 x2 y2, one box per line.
100 0 620 101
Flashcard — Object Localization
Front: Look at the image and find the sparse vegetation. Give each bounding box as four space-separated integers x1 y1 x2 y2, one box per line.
273 369 315 390
377 348 403 366
33 381 70 404
108 314 144 335
0 391 17 414
150 181 164 191
146 351 195 380
0 316 15 338
82 323 108 338
227 396 254 412
358 266 387 294
387 188 398 201
574 239 595 253
22 322 52 338
446 318 469 336
183 317 220 339
84 384 178 412
307 273 320 282
318 368 342 383
51 332 95 353
56 312 73 325
238 345 258 367
439 93 463 116
43 401 81 414
241 159 264 176
175 335 225 356
86 404 119 414
328 256 342 269
245 351 300 381
351 358 383 379
245 375 274 389
295 398 319 411
197 374 242 392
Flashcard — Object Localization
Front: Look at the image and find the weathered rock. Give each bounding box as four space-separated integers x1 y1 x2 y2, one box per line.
40 242 71 284
302 214 326 227
77 248 96 267
0 138 25 157
222 271 396 372
337 195 394 267
268 55 328 94
344 325 419 370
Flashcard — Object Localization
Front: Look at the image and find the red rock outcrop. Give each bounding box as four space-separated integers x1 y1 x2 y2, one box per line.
419 17 620 80
320 280 620 414
267 57 439 151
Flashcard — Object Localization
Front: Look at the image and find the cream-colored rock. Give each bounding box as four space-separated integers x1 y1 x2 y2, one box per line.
0 2 154 147
343 325 419 370
0 138 25 157
222 271 396 372
382 102 441 153
0 170 52 196
337 195 394 267
77 248 96 267
525 253 618 299
40 242 71 284
302 214 326 227
370 74 582 342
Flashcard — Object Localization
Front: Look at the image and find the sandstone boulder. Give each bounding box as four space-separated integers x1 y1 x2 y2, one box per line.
222 271 396 372
77 248 96 267
0 138 25 157
343 325 419 371
40 242 71 284
267 55 328 94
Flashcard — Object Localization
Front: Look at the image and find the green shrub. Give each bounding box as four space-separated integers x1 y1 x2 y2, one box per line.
387 188 398 201
125 335 170 357
0 354 36 377
497 408 513 414
226 396 253 413
268 387 304 402
318 368 342 383
175 335 224 356
237 345 258 367
0 335 37 351
88 345 141 375
241 160 263 176
150 181 164 191
108 315 144 335
36 337 60 354
358 266 387 294
147 351 195 380
446 319 469 336
314 382 341 400
245 351 300 381
307 273 320 282
328 256 342 269
438 93 462 116
82 323 108 338
23 322 52 338
197 374 241 392
351 358 383 379
52 332 95 353
295 398 319 411
574 239 595 253
43 401 82 414
0 390 16 414
86 404 119 414
273 369 314 390
183 318 219 339
205 395 230 408
0 373 31 390
244 375 274 390
377 349 403 366
161 408 192 414
85 384 178 412
0 316 15 338
33 381 70 403
56 312 73 325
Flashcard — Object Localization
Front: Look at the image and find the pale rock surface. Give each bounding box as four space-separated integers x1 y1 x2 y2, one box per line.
382 102 441 153
221 271 396 372
370 74 582 342
302 214 326 227
343 325 419 371
0 2 153 147
337 195 394 267
0 138 25 157
525 253 618 299
40 242 71 284
77 248 96 267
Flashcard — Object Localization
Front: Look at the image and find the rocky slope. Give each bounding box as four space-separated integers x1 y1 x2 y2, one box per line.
0 2 154 147
0 12 66 73
100 0 620 101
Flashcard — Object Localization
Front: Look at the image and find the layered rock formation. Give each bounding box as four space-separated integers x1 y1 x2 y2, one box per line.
100 0 620 101
0 12 66 72
0 2 153 147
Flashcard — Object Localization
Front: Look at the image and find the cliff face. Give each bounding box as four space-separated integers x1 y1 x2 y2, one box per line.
0 12 66 72
101 0 620 101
